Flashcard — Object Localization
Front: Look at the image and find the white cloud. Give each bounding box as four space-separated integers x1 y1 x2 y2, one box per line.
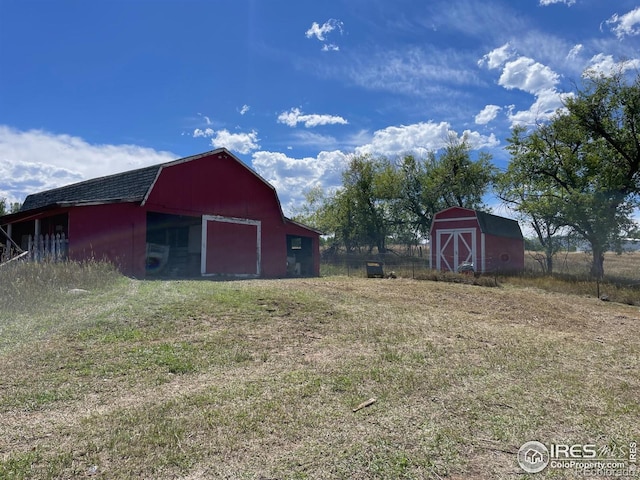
192 128 259 154
0 126 176 204
507 89 572 126
345 46 481 99
539 0 575 6
197 113 212 125
193 128 214 138
277 108 348 128
566 44 583 60
252 150 348 213
498 56 560 94
252 121 499 215
605 7 640 39
239 104 250 115
478 43 515 70
475 105 502 125
322 44 340 52
305 18 343 52
584 54 640 77
354 121 499 158
480 45 569 127
305 19 343 41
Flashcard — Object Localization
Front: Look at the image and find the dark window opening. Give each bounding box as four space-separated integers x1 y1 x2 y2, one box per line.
146 212 201 277
286 234 313 276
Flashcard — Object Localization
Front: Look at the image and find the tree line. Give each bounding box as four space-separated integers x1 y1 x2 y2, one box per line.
295 71 640 279
0 199 21 216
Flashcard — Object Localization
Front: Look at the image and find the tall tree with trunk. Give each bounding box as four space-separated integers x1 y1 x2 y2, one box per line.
502 71 640 279
497 126 566 273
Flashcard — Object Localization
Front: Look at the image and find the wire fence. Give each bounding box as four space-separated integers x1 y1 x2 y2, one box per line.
319 247 640 283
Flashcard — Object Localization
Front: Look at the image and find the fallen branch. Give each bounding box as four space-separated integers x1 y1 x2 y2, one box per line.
352 397 376 412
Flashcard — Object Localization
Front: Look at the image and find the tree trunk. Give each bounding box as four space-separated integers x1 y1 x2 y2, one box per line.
545 251 553 274
544 239 554 274
590 247 605 279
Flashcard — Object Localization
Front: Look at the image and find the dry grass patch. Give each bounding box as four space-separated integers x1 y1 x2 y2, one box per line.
0 273 638 479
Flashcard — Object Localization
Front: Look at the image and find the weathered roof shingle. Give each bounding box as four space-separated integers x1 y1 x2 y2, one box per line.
475 210 523 239
20 165 162 212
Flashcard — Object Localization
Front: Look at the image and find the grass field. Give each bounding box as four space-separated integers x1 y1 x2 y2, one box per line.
323 251 640 306
0 262 639 479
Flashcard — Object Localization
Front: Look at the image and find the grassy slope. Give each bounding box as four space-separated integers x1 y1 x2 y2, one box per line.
0 273 638 479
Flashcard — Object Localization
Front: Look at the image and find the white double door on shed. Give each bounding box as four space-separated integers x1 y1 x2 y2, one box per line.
435 228 477 272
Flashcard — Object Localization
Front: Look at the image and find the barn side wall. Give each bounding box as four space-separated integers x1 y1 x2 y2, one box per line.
144 153 319 278
68 204 147 277
284 221 321 276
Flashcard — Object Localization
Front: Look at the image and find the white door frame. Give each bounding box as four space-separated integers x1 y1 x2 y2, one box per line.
435 228 476 272
201 215 261 277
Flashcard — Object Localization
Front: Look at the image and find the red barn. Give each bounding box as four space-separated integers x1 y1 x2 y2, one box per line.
430 207 524 274
0 148 320 278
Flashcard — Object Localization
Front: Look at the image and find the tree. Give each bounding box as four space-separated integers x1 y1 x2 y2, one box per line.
502 71 640 278
0 199 21 216
294 156 398 253
296 137 496 253
497 126 566 273
429 133 496 210
566 70 640 196
395 154 439 240
340 155 394 253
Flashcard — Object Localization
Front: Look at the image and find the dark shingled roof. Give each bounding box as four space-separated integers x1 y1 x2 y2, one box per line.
20 164 162 212
475 211 523 239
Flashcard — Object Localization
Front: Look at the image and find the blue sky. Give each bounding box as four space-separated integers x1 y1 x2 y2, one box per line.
1 0 639 216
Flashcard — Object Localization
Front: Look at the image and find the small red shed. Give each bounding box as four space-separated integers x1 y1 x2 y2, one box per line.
0 149 321 278
430 207 524 274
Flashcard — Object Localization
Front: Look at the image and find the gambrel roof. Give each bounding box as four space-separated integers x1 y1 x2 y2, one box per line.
475 210 523 239
18 148 279 213
430 207 523 239
20 164 161 211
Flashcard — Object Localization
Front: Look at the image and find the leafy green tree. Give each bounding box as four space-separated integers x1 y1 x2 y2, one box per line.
429 133 496 210
497 126 566 273
340 155 394 253
395 154 440 239
296 137 496 253
566 70 640 196
502 71 640 278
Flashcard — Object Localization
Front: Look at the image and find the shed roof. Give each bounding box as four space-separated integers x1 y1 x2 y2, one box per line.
431 207 523 240
475 210 523 239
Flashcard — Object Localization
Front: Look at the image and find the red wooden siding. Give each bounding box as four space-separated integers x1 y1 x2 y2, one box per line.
430 207 524 274
144 154 282 220
204 217 259 276
1 149 320 278
68 204 146 277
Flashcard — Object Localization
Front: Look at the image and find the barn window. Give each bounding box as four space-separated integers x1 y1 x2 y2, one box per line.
290 237 302 250
500 253 510 262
